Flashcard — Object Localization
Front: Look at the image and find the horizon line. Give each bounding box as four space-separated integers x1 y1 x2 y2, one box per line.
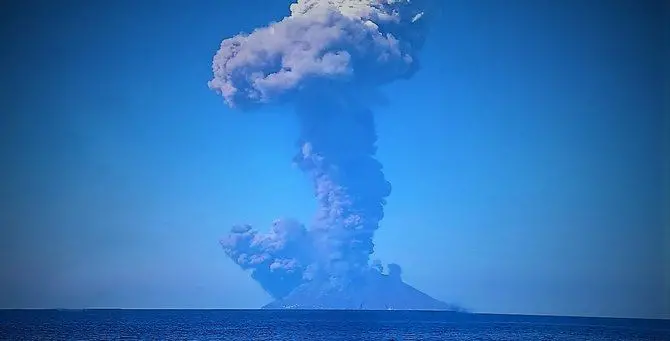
0 308 667 321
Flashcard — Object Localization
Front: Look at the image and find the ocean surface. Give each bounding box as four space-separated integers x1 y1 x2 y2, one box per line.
0 309 668 341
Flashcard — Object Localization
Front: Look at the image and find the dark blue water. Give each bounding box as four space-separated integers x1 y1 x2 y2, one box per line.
1 309 668 340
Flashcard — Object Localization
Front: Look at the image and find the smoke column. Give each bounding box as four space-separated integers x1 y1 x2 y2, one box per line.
210 0 431 300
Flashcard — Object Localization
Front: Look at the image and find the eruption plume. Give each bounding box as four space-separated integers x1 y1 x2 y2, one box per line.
209 1 455 309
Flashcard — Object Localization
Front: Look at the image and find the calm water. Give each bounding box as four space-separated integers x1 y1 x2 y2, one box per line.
1 309 668 341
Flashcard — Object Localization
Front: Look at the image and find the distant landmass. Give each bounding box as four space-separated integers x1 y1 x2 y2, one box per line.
262 269 467 311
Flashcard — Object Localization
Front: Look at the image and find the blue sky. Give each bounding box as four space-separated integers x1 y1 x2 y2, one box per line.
1 0 667 319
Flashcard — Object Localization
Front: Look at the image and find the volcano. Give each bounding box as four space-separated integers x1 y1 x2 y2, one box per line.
262 269 465 311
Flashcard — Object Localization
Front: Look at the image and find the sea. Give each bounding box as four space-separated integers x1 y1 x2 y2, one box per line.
0 309 668 341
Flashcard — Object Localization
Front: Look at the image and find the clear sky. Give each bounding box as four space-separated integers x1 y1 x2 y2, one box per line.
1 0 668 319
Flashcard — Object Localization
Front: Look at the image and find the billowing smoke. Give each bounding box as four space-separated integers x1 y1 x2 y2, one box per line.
209 0 431 299
219 219 313 299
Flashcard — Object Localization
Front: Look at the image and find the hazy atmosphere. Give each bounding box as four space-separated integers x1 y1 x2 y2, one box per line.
1 0 668 320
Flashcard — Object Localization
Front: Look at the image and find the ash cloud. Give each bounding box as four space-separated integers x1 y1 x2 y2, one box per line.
220 219 313 299
209 0 434 302
209 0 429 110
